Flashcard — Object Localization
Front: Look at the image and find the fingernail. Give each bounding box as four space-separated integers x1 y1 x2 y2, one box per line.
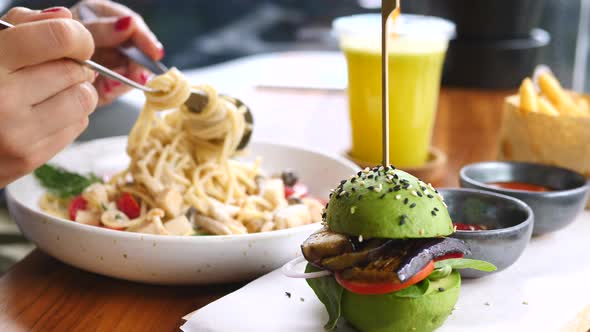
42 7 62 13
140 72 149 84
114 16 132 31
158 45 165 59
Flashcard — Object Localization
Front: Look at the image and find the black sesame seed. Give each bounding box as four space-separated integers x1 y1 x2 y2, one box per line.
421 186 427 191
434 207 439 212
403 184 410 189
391 166 396 170
427 194 434 198
394 174 399 180
322 212 327 219
410 203 417 208
351 187 356 192
351 178 357 183
379 194 386 199
394 185 401 191
399 218 406 226
388 188 394 193
417 192 423 197
431 211 437 216
329 192 333 198
285 292 292 298
367 175 374 179
340 180 347 185
357 171 362 176
404 198 409 205
368 186 375 191
435 189 439 193
438 287 445 292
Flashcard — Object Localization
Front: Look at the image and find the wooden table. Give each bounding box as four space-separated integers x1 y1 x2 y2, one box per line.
0 53 512 332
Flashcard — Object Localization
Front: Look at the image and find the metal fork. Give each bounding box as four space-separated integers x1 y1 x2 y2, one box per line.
77 4 253 150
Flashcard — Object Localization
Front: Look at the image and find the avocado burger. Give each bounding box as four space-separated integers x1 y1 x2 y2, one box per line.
299 166 495 332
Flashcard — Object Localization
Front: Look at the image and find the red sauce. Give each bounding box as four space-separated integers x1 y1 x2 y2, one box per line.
453 223 489 231
487 181 551 192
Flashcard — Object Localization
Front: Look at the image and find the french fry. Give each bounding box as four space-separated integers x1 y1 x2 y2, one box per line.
519 78 538 114
537 72 578 115
538 96 560 116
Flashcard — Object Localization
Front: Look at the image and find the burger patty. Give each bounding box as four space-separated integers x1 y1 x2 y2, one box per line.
301 228 469 283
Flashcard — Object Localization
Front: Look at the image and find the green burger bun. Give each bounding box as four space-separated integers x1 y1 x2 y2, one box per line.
341 271 461 332
326 166 453 239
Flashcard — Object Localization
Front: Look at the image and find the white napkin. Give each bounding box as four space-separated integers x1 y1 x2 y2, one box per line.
182 212 590 332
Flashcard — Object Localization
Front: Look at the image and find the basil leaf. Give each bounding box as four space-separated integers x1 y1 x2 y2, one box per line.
393 278 430 298
34 164 101 198
435 258 497 272
305 264 342 330
428 264 452 281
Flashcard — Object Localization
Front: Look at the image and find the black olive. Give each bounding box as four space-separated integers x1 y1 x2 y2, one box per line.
281 169 299 187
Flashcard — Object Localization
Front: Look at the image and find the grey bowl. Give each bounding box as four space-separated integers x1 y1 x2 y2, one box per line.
439 188 533 278
460 162 590 236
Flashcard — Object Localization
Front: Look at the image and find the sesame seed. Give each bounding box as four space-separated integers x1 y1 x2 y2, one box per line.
375 184 383 192
359 181 365 186
421 186 427 191
403 184 410 190
358 235 363 242
407 184 413 189
363 167 370 173
404 198 409 205
357 171 362 176
351 187 356 192
367 174 374 179
394 185 401 191
400 218 406 226
395 195 402 200
431 211 437 216
368 186 375 191
351 178 357 183
321 212 327 219
394 174 399 180
411 191 419 197
443 201 448 208
351 206 357 214
417 191 423 197
427 194 434 198
379 194 386 199
388 188 394 193
438 287 445 292
340 180 347 185
339 191 347 197
410 203 417 208
418 229 424 235
428 183 435 191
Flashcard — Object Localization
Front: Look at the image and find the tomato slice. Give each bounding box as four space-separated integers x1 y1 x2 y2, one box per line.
68 196 88 221
117 192 141 219
285 183 308 199
335 260 435 295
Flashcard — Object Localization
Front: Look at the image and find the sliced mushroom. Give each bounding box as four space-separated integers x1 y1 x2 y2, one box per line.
75 210 100 226
156 188 183 218
164 216 195 236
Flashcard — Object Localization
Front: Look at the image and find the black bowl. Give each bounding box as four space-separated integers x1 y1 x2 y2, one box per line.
460 162 590 235
439 188 533 278
403 0 546 39
442 29 550 89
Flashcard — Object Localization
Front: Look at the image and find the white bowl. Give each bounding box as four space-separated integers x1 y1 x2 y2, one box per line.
6 137 359 285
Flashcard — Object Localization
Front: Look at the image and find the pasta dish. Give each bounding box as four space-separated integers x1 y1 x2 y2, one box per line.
38 69 323 236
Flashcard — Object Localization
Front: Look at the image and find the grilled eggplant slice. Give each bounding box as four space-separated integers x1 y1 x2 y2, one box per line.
320 238 391 271
337 238 469 283
301 228 353 265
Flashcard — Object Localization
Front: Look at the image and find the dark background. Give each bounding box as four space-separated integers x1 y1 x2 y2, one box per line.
4 0 586 90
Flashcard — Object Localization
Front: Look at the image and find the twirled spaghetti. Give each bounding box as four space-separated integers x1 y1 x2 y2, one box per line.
39 69 323 235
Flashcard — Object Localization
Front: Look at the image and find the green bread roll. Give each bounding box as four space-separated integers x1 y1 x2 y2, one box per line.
326 166 453 239
341 271 461 332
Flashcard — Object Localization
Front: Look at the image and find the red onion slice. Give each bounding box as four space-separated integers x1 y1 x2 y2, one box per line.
281 256 331 279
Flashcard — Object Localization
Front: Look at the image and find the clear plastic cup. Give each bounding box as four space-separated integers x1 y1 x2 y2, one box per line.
333 14 455 167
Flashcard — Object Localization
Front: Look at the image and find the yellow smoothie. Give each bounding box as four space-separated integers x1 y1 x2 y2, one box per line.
343 37 447 167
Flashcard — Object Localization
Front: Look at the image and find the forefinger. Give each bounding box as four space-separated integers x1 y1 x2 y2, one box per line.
0 18 94 72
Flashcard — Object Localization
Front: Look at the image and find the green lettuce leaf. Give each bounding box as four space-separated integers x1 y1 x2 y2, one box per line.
434 258 497 272
34 164 101 198
305 264 343 330
428 264 452 281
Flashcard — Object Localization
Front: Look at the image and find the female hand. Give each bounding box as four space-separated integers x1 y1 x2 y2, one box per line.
71 0 164 106
0 7 97 187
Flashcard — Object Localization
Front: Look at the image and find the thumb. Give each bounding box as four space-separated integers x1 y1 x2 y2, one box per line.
2 7 72 25
82 15 135 48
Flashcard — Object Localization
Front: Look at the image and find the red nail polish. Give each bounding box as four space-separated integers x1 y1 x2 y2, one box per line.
140 72 149 84
42 7 62 13
158 46 165 59
114 16 132 31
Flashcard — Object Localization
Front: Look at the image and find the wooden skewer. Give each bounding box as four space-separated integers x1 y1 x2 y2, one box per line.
381 0 398 167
